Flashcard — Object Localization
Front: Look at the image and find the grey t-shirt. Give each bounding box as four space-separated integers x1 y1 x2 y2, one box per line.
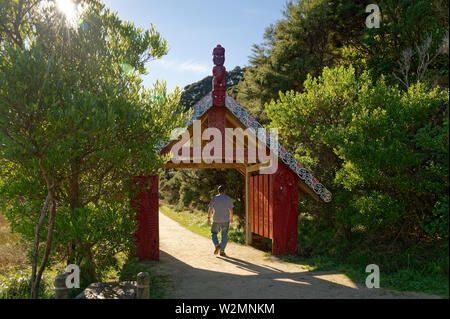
209 194 234 223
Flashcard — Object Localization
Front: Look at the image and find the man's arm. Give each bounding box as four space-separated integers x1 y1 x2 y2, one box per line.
207 207 213 225
229 208 233 224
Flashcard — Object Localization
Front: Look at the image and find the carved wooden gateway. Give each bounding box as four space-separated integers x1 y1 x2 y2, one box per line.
132 45 331 260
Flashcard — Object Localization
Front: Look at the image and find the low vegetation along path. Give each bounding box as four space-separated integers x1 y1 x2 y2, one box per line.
147 212 439 299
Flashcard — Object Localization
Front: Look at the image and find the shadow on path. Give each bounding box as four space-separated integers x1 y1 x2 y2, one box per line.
145 212 440 299
148 250 417 299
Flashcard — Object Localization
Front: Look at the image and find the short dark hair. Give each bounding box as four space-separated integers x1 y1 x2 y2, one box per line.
218 185 226 193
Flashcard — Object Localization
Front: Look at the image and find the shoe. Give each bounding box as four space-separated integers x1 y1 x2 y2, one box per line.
214 246 220 255
220 251 226 257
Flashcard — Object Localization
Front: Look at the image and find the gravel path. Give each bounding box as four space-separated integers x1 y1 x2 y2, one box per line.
144 212 440 299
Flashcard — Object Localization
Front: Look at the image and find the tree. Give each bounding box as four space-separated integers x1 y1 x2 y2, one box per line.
235 0 449 124
357 0 449 87
234 0 366 124
0 0 184 298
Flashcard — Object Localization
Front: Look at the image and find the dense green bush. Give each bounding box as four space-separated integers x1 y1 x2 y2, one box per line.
267 66 449 246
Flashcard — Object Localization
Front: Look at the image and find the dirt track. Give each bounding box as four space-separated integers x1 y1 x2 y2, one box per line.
143 212 440 299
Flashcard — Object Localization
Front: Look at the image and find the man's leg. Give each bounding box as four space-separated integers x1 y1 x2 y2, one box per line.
211 222 220 251
220 222 230 252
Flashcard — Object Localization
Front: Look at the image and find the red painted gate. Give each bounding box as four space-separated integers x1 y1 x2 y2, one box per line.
131 45 330 261
249 162 298 255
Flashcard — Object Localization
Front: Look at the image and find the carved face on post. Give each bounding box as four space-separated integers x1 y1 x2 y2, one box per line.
213 91 226 106
212 45 225 66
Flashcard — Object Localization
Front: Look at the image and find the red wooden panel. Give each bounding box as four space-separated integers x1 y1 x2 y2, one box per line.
255 175 260 235
258 175 264 235
131 175 159 261
263 174 269 238
269 174 273 239
271 162 298 255
250 173 278 240
250 176 254 233
252 175 258 234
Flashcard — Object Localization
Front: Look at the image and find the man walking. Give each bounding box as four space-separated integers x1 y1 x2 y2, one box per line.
207 185 234 257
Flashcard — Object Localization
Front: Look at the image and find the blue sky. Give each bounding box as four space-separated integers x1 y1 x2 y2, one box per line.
103 0 287 92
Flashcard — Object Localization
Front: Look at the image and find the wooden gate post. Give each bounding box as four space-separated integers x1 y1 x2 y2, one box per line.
131 175 159 261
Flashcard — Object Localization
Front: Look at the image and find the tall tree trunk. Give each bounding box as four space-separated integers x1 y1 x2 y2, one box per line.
30 159 56 299
30 192 51 298
31 196 56 298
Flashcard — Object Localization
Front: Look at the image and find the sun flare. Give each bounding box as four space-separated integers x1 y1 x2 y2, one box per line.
56 0 80 27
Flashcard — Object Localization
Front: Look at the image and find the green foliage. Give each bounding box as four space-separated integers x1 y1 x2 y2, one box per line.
424 196 449 246
358 0 449 87
52 203 136 283
159 170 182 205
157 0 448 296
267 66 449 244
297 214 449 297
179 184 200 208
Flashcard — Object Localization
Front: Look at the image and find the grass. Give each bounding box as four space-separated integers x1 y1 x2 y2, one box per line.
0 214 27 272
0 267 63 299
159 204 245 244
